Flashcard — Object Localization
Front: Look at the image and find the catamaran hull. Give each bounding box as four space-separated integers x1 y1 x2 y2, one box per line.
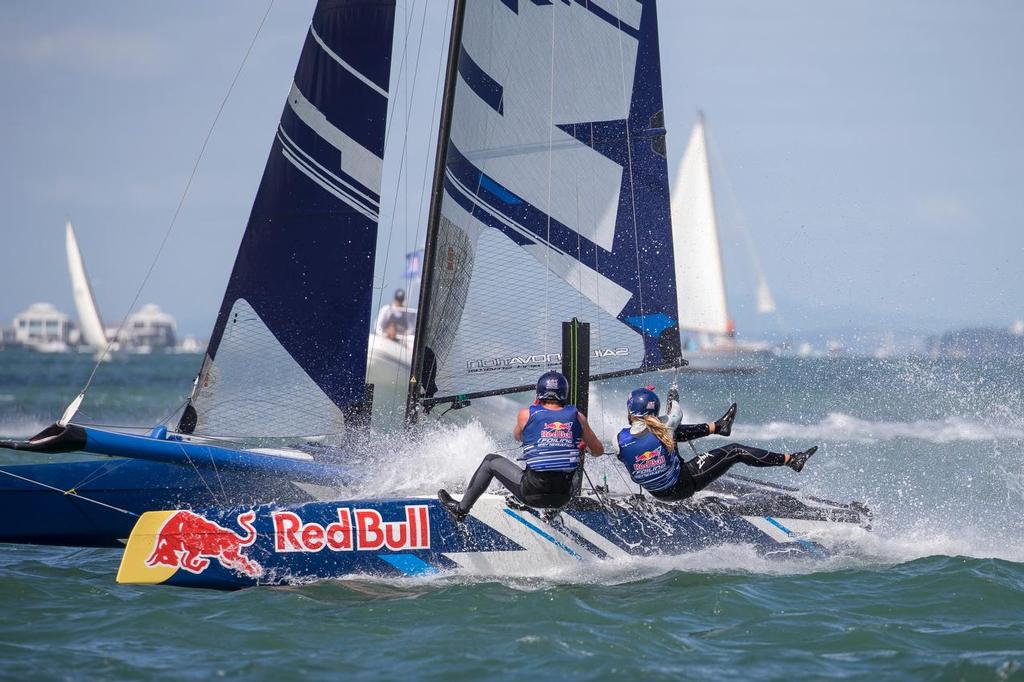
116 482 870 590
0 425 353 547
0 459 325 547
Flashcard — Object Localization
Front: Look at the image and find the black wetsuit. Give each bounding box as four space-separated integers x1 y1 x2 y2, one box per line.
457 453 577 511
651 443 787 501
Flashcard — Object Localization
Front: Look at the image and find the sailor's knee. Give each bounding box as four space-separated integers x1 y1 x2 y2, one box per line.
482 453 503 464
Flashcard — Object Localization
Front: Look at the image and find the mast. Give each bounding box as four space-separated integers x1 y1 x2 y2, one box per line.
405 0 467 424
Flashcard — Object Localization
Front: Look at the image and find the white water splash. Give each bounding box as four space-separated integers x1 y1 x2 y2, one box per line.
0 417 49 439
351 418 505 498
736 412 1024 444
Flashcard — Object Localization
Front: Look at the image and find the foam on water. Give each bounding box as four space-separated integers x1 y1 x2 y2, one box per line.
737 412 1024 444
0 417 50 440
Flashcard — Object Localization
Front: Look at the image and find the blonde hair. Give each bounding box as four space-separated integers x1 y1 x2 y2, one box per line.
631 414 675 450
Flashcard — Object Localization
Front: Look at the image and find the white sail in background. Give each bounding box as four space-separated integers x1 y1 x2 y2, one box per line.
756 274 776 314
64 221 107 349
671 117 730 335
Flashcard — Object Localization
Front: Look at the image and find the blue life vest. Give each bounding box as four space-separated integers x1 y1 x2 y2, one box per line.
520 405 583 472
616 428 681 492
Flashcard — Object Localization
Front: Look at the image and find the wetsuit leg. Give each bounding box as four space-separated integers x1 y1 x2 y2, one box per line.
685 443 787 493
458 453 526 513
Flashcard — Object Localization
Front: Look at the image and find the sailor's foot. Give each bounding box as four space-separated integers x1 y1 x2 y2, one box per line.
437 489 468 522
715 403 738 437
786 446 818 472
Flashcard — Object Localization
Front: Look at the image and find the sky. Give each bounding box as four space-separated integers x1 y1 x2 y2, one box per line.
0 1 1021 340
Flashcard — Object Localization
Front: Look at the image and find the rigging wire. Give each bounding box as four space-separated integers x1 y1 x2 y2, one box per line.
62 0 277 424
0 468 138 517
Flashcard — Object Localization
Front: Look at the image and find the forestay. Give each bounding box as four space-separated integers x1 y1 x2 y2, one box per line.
415 0 682 407
179 0 397 439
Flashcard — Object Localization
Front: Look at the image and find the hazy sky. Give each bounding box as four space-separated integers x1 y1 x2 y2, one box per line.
0 1 1021 338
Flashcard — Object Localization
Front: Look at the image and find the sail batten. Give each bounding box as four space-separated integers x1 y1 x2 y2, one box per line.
181 0 397 439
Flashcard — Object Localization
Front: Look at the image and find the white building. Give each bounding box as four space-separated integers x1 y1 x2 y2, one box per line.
12 303 73 352
117 303 177 352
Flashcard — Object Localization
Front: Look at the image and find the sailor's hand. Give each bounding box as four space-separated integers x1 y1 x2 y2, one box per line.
667 387 679 404
714 403 737 437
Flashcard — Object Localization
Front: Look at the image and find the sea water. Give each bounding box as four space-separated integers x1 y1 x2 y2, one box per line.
1 350 1022 680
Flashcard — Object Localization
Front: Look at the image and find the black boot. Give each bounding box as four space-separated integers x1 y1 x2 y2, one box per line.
714 403 738 437
437 489 467 522
786 446 818 473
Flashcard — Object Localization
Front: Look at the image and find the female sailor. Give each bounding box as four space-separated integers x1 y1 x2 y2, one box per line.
438 371 604 521
616 387 817 501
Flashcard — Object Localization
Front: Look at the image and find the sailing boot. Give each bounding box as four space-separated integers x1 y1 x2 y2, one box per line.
786 446 818 473
437 489 468 522
714 403 738 437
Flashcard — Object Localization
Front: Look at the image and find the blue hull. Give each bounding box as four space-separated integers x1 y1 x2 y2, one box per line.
0 459 320 547
116 484 871 590
0 425 346 547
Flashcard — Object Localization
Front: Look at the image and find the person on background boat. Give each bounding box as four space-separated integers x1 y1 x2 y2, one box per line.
616 386 817 502
438 370 604 521
375 288 411 341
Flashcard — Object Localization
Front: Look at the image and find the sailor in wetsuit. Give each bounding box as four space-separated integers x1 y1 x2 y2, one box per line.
438 371 604 521
616 386 818 501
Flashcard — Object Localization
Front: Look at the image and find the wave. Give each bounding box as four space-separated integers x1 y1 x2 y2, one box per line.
736 412 1024 444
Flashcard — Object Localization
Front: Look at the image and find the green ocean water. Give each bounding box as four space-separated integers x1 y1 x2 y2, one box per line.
1 350 1023 680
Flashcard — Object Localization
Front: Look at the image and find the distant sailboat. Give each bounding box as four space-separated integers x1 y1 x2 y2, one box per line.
670 114 776 371
64 221 111 356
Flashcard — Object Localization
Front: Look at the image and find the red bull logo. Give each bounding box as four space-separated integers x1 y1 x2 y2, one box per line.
634 449 665 471
635 449 660 463
146 510 263 578
272 505 430 553
540 420 573 439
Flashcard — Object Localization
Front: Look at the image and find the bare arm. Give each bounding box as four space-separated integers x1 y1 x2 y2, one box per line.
577 412 604 456
513 407 530 442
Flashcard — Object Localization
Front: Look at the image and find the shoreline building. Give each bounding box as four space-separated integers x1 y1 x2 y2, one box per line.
12 303 73 353
116 304 177 353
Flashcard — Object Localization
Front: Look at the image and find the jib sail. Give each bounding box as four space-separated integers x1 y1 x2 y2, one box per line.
411 0 683 412
179 0 397 439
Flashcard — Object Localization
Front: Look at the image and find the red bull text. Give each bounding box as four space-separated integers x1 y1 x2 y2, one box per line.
540 421 573 439
273 505 430 553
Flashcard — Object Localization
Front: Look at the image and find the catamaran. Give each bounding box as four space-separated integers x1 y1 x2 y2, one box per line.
0 0 869 589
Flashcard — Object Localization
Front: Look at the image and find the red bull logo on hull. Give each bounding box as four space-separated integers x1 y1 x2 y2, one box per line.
273 505 430 553
146 510 263 578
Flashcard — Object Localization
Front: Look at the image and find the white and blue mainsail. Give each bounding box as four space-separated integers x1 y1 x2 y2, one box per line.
412 0 682 408
180 0 397 439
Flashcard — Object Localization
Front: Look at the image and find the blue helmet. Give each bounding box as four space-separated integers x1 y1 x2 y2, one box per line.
536 371 569 403
627 386 660 417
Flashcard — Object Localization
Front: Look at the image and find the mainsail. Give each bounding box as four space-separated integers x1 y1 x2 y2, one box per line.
412 0 682 409
671 116 731 336
64 221 107 349
179 0 397 439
